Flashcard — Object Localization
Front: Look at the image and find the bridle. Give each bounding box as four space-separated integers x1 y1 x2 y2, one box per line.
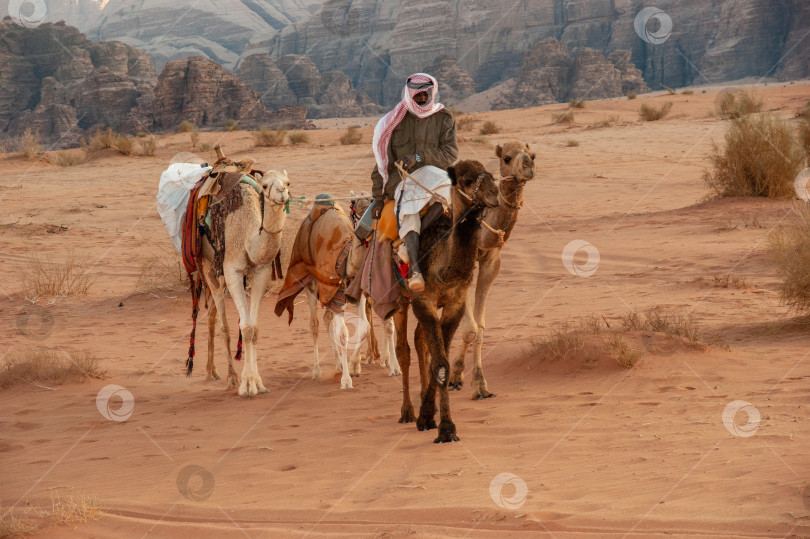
258 184 288 236
456 173 489 206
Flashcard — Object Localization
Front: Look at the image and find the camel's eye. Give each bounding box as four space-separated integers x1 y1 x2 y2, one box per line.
503 156 511 164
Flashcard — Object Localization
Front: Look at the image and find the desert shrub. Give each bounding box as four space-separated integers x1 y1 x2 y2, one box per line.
139 135 158 156
457 115 477 131
199 143 214 152
136 131 149 138
704 113 804 198
225 118 240 132
596 114 620 128
56 151 83 167
664 86 676 95
23 251 93 299
682 89 694 95
552 110 575 124
770 203 810 313
87 127 116 151
608 335 642 368
626 92 637 100
178 120 195 133
718 90 763 119
1 348 105 389
16 128 41 159
797 102 810 160
639 102 672 121
339 126 362 145
619 308 706 348
114 135 136 156
479 121 500 135
569 98 585 109
254 125 287 147
288 131 310 145
565 139 580 147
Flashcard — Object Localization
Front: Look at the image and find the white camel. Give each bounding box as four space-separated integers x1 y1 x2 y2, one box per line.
199 169 290 397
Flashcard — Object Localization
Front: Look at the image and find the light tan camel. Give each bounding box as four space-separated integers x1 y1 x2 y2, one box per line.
199 170 291 397
448 141 535 399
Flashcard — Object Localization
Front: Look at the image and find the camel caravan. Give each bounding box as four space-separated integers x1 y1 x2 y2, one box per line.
155 73 535 443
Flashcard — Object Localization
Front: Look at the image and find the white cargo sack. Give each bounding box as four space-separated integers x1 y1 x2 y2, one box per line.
156 163 212 251
394 165 452 224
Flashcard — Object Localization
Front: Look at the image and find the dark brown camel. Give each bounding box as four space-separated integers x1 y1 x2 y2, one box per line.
449 141 536 399
394 160 500 443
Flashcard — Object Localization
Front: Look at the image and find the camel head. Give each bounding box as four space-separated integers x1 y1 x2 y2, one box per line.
448 160 500 209
496 141 535 181
262 169 291 206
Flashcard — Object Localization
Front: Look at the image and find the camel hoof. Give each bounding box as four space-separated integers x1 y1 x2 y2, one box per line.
434 421 459 443
311 367 321 380
206 371 222 381
417 416 437 431
340 376 354 390
399 407 416 423
226 376 239 390
474 391 495 400
388 368 402 377
449 381 463 391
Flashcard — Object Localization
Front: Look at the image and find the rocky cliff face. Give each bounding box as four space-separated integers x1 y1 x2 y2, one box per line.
128 56 308 132
0 18 156 144
249 0 809 107
236 53 383 118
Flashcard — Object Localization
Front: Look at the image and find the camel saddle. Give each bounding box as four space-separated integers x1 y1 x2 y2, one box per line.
275 196 354 324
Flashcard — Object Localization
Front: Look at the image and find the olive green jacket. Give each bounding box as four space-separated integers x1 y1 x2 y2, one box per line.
371 109 458 200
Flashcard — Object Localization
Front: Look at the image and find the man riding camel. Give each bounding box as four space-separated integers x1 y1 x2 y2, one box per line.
370 73 458 291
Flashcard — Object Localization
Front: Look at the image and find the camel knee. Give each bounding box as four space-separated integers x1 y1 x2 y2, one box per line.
242 325 258 344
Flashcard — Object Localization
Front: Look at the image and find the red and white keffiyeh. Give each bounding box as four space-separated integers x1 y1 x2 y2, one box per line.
372 73 444 185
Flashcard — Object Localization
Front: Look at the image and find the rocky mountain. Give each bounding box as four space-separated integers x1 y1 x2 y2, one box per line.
4 0 324 71
236 53 383 118
247 0 810 107
126 56 308 132
0 18 156 144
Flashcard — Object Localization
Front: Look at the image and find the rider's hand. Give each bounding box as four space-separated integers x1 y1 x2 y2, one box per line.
372 198 384 219
400 154 418 171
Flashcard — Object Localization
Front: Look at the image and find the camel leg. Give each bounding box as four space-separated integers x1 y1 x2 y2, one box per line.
323 309 340 371
348 297 367 376
382 316 400 376
245 266 271 395
449 302 476 391
365 298 381 365
329 312 353 389
305 282 321 380
413 299 458 442
414 323 431 404
470 252 501 400
394 302 415 423
202 264 238 389
204 291 222 381
223 268 259 398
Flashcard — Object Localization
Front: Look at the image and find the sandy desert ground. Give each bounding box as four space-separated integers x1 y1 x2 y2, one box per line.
2 82 810 537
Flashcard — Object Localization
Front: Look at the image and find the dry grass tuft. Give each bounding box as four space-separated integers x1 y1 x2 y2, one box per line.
569 98 585 109
681 89 694 95
626 92 637 100
139 135 158 157
0 512 37 537
49 493 103 526
288 131 310 145
190 130 200 148
177 120 195 133
596 114 621 128
552 110 575 124
797 101 810 159
704 113 804 198
56 151 83 167
565 139 580 147
339 126 362 145
16 128 41 159
136 247 187 294
457 115 477 131
1 348 105 389
479 121 501 135
254 126 287 147
114 135 136 156
23 251 94 299
620 308 706 349
712 273 750 289
608 335 642 368
770 203 810 313
718 90 764 119
86 128 116 152
224 118 240 132
639 101 672 121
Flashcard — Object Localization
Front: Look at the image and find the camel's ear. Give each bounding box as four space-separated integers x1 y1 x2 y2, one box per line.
350 190 356 196
524 142 530 150
495 145 503 158
530 152 537 161
448 165 457 185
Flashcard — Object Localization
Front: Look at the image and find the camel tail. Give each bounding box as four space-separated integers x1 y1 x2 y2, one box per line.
186 272 204 377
